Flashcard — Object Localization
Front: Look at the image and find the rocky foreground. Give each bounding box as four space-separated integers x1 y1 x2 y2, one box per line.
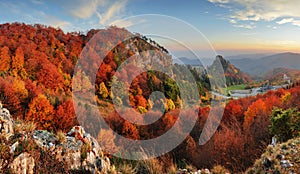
0 103 110 173
246 137 300 174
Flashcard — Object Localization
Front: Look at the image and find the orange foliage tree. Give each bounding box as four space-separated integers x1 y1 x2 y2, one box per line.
0 46 10 72
11 46 24 75
26 94 55 130
121 121 139 140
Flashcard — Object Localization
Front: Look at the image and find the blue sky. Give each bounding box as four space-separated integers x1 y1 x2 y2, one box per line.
0 0 300 57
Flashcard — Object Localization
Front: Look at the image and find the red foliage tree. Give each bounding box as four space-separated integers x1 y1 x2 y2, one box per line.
121 121 139 140
55 99 77 132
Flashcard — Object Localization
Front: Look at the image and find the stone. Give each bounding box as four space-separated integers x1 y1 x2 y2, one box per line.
204 168 210 174
33 130 57 148
0 103 14 140
0 104 111 173
263 157 273 169
10 141 19 154
280 160 293 168
10 152 35 174
276 154 285 160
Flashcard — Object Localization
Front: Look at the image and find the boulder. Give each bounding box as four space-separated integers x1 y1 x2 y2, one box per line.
33 130 56 148
0 102 14 140
32 125 110 173
10 152 35 174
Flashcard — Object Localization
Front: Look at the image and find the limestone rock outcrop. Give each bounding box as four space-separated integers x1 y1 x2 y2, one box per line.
0 103 110 173
0 102 14 140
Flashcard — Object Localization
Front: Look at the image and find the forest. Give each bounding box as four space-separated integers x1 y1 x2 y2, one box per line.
0 23 299 173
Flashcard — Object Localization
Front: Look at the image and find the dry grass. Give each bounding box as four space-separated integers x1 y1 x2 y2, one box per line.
13 119 36 134
56 130 66 144
118 163 137 174
211 165 230 174
137 157 163 174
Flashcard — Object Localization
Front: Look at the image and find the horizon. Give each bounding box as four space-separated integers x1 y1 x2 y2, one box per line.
0 0 300 57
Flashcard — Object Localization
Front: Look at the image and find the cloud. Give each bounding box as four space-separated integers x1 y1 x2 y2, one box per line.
208 0 300 27
67 0 105 19
277 18 294 24
110 19 133 28
229 19 237 24
267 25 277 29
208 0 229 3
96 0 127 25
276 18 300 27
110 18 146 28
292 20 300 27
45 17 71 28
60 0 128 26
30 11 72 30
0 1 72 30
233 24 256 29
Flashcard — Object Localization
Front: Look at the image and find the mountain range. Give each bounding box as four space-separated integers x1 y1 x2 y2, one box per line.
230 52 300 76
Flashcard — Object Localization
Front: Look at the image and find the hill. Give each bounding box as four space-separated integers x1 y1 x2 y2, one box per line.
0 22 175 132
226 53 274 60
208 55 252 87
230 52 300 76
264 67 300 85
1 22 300 173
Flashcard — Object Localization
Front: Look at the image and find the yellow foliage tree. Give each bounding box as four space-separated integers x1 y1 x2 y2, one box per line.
166 99 175 111
99 82 109 99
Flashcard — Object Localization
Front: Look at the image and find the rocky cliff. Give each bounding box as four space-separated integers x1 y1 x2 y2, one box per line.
0 102 110 173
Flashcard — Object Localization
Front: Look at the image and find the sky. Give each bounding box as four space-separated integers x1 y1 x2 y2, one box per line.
0 0 300 58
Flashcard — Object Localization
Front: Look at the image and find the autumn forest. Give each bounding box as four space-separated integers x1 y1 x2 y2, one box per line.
0 23 300 173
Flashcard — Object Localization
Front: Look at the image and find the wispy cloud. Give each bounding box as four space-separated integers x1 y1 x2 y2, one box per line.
0 1 71 30
42 14 71 28
233 24 256 29
208 0 300 27
208 0 229 4
60 0 128 26
276 18 294 25
276 18 300 27
96 0 127 25
66 0 106 19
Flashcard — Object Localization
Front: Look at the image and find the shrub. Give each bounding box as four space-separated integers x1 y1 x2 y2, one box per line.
56 130 66 144
270 108 300 142
211 165 230 174
80 143 92 161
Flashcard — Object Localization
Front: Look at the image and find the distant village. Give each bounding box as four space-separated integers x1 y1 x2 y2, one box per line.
228 74 292 99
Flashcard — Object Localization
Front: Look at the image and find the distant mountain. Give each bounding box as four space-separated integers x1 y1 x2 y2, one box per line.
230 52 300 76
208 55 252 86
226 53 274 60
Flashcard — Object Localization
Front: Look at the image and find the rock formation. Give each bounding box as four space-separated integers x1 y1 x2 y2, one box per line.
0 102 110 173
